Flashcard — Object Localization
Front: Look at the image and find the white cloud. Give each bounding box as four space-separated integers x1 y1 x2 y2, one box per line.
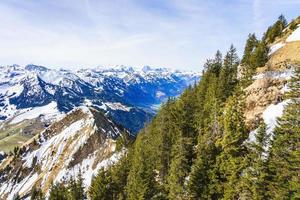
0 0 299 70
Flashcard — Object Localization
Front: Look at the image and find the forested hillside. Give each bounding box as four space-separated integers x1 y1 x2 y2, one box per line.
28 15 300 200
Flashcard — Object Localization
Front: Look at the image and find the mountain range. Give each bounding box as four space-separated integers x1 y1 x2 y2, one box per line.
0 64 199 144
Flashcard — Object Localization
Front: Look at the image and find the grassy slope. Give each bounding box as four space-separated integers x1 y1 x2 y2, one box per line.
0 133 31 153
0 120 45 153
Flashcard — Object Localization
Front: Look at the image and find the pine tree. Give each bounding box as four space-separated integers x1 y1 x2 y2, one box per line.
178 86 198 164
188 132 219 199
31 186 45 200
212 50 223 75
203 50 222 76
278 14 288 28
242 122 270 199
219 45 239 100
49 183 68 200
216 94 248 199
268 67 300 199
125 131 159 200
241 33 258 67
157 99 180 183
13 193 21 200
83 15 298 200
263 15 288 43
89 168 114 200
110 154 131 200
68 172 85 200
167 137 191 200
240 34 259 83
250 41 269 69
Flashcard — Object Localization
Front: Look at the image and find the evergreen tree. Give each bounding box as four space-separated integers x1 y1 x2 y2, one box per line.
13 193 21 200
268 67 300 199
219 45 239 100
49 183 68 200
84 16 297 200
68 172 85 200
278 14 288 28
167 137 191 200
263 15 288 43
203 50 222 76
110 154 131 200
216 94 248 199
241 33 258 67
178 87 198 164
89 168 114 200
242 122 270 199
240 34 258 83
250 41 269 69
125 131 159 200
157 99 180 183
212 50 223 75
31 186 45 200
188 132 219 199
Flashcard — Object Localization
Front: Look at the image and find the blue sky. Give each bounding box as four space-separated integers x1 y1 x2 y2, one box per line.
0 0 299 70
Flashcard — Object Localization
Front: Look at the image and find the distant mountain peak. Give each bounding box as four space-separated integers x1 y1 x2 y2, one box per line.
25 64 49 73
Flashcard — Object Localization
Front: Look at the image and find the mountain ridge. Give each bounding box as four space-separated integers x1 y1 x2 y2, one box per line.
0 106 128 199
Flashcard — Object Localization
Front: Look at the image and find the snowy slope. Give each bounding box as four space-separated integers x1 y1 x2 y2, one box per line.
0 107 128 199
8 102 62 124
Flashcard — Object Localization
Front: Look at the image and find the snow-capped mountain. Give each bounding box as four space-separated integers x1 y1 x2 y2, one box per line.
0 107 128 199
0 64 200 134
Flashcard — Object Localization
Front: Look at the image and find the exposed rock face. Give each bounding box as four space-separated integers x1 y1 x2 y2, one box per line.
0 107 127 199
244 72 289 128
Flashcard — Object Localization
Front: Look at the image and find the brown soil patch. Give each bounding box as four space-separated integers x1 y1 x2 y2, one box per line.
266 41 300 71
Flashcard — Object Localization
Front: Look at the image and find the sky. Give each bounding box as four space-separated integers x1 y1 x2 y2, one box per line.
0 0 299 71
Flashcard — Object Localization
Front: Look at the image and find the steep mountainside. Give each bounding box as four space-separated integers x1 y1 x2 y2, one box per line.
0 107 127 199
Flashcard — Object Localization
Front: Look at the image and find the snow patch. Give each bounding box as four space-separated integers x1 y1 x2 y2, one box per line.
156 91 166 98
286 25 300 42
7 173 38 200
254 69 293 80
6 84 24 97
262 100 289 135
247 129 258 143
55 148 125 188
269 42 285 55
105 102 131 112
10 102 61 124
